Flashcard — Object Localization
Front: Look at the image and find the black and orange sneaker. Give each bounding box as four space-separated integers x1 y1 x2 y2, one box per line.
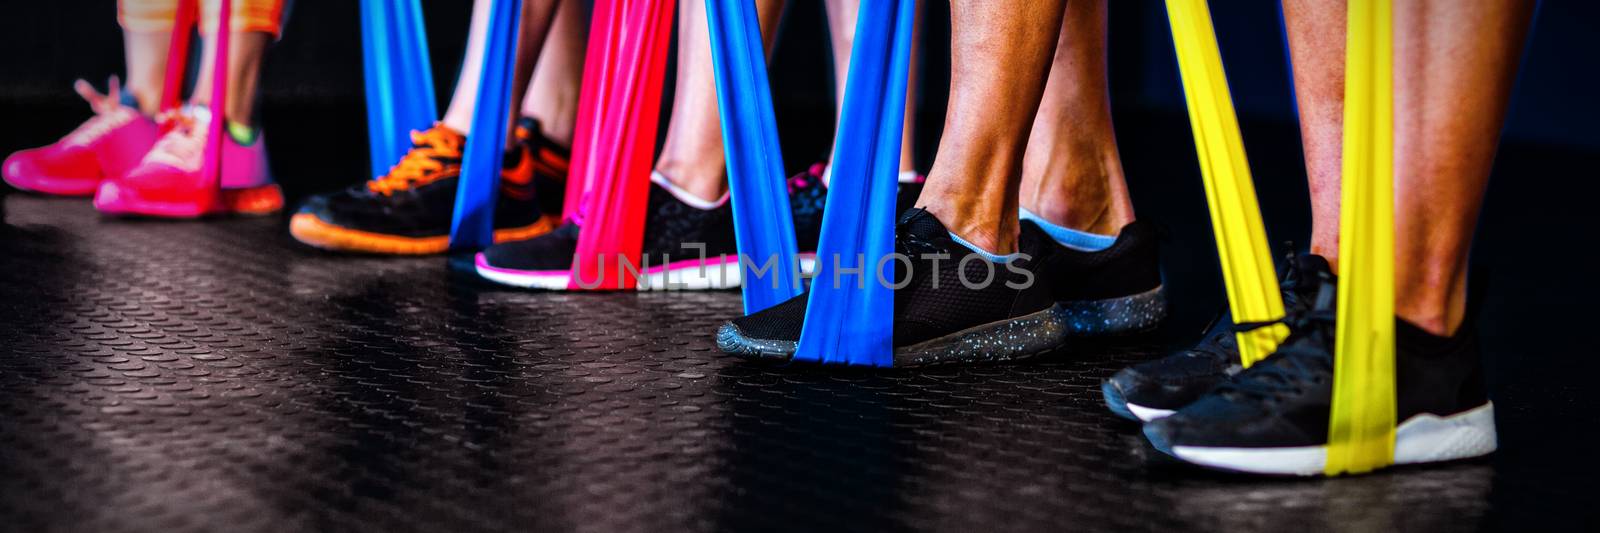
290 118 568 254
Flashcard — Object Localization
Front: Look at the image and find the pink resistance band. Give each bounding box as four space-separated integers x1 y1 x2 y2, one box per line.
563 0 676 290
200 0 233 194
558 0 612 222
160 0 200 113
158 0 229 197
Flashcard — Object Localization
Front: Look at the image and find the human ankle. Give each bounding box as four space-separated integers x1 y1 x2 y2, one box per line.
923 203 1015 256
1018 149 1132 235
1397 266 1469 337
128 86 162 116
1397 303 1458 337
542 123 574 151
1018 197 1127 237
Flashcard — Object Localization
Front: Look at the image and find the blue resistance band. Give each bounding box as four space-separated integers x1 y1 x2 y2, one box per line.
449 0 524 250
793 0 915 367
707 0 804 314
360 0 438 179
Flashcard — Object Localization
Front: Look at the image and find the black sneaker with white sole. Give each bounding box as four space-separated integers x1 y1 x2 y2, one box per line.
1141 279 1495 476
717 210 1167 366
1102 253 1333 422
1028 219 1168 336
474 172 738 290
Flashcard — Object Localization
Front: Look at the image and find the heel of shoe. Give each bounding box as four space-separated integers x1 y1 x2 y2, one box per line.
222 184 283 215
1055 286 1168 336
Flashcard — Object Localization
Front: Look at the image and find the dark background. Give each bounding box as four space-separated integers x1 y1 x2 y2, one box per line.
2 1 1597 407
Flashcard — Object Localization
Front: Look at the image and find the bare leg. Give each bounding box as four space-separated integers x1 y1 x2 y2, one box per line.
439 0 561 146
652 0 784 202
441 0 496 134
520 0 587 149
1391 0 1532 335
823 0 917 181
504 0 562 146
191 31 271 126
915 0 1067 255
1284 0 1533 335
1282 0 1346 262
1016 0 1134 236
121 31 173 115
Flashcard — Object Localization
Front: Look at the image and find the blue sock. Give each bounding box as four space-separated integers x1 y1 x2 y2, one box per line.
948 232 1021 263
118 89 142 111
1020 208 1117 251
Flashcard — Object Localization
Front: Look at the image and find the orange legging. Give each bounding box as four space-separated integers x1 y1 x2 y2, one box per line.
119 0 287 37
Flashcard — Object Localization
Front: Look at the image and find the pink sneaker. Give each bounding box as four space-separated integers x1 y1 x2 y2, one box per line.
2 78 159 196
93 107 284 218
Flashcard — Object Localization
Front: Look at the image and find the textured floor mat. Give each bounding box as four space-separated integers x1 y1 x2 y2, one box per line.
0 195 1590 532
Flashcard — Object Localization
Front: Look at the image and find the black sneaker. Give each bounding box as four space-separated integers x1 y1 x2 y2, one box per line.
290 118 568 255
1029 219 1168 336
718 208 1120 367
1142 279 1496 476
474 172 738 290
787 162 926 254
720 211 1171 364
1102 253 1333 421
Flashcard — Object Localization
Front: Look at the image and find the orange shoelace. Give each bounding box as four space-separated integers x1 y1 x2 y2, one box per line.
368 125 465 195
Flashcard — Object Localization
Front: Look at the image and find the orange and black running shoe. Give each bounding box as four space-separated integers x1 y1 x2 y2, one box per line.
291 117 569 255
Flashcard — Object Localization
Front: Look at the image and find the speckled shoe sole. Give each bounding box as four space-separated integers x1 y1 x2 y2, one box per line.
718 286 1168 367
891 306 1073 367
1056 286 1168 336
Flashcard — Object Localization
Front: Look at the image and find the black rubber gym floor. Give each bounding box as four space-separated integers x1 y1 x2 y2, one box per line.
3 195 1596 532
3 196 1587 531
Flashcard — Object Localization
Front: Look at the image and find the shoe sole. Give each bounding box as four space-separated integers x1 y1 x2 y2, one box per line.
1100 379 1177 422
1148 402 1497 476
3 176 98 197
95 184 285 218
1100 380 1177 422
718 286 1168 367
289 213 558 255
475 253 817 291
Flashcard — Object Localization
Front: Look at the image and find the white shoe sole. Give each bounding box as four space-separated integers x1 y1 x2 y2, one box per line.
476 254 817 291
1126 403 1176 421
1169 402 1497 476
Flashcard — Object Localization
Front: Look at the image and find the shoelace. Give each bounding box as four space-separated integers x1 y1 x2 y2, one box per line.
1182 324 1240 363
892 218 948 289
64 77 139 147
1215 256 1341 404
1174 250 1325 364
1225 249 1333 333
139 110 206 170
64 110 135 147
1216 308 1337 403
368 127 464 195
1208 249 1341 402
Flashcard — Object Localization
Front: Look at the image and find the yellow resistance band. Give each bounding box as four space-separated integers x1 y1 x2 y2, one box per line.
1165 0 1289 367
1326 0 1397 476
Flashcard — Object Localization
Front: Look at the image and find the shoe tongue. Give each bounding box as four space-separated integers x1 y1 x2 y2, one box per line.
515 116 540 139
1282 254 1335 305
1291 254 1333 280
